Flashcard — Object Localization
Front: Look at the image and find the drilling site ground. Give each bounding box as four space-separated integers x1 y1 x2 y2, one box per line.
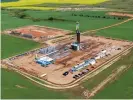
2 26 133 87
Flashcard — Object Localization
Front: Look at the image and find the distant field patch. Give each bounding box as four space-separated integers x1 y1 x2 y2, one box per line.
1 34 40 59
96 20 133 41
92 0 133 11
1 0 18 2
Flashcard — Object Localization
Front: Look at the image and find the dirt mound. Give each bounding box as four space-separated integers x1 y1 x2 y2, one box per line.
108 12 133 17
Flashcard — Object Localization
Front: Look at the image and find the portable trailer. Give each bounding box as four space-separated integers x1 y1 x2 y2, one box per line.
71 60 90 72
71 58 96 72
22 34 33 39
36 56 54 67
41 61 51 67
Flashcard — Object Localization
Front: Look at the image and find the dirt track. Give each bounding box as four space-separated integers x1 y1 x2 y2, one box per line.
15 25 70 37
108 12 133 18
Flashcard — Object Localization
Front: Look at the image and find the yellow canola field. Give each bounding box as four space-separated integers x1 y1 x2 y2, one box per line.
2 0 109 7
9 7 55 10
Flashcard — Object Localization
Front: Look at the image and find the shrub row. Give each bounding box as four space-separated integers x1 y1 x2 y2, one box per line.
71 13 126 20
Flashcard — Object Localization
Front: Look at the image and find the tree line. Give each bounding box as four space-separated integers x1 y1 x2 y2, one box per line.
71 13 126 20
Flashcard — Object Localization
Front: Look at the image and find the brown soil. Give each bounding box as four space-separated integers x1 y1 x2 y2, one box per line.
108 12 133 18
15 25 70 37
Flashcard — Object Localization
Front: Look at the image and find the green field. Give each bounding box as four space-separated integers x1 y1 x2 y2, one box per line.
96 20 133 41
93 66 133 99
1 34 40 59
1 68 71 99
2 10 35 31
1 9 122 32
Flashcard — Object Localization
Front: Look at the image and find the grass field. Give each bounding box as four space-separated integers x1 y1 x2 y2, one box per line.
1 34 40 59
2 10 34 30
1 68 85 99
1 68 71 99
92 66 133 99
96 20 133 41
1 9 122 31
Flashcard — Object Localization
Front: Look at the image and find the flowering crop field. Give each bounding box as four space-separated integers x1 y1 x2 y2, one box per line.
1 0 108 10
9 6 55 10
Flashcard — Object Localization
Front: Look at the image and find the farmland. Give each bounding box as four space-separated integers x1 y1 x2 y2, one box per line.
1 0 108 7
1 0 133 99
1 9 122 31
1 9 133 98
1 0 109 10
1 34 40 59
92 0 133 11
96 20 133 41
